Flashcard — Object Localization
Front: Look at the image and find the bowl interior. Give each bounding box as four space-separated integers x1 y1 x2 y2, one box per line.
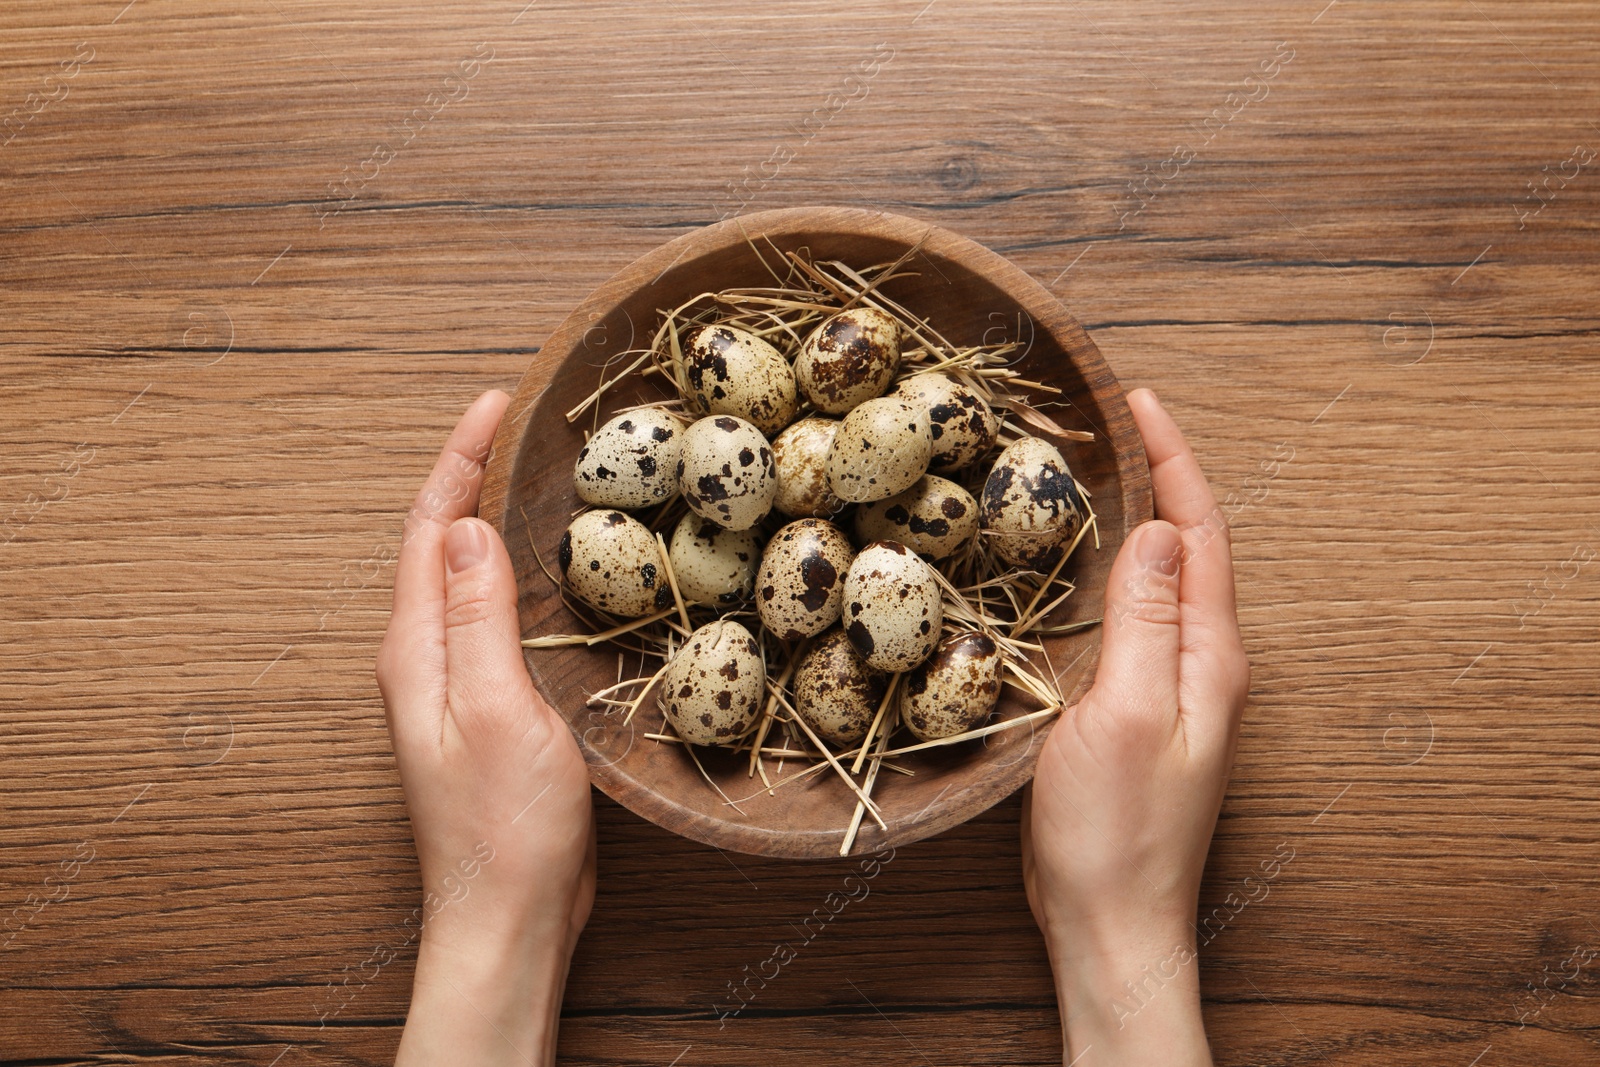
482 207 1149 858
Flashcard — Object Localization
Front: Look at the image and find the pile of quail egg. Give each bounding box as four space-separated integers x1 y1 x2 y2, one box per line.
558 306 1087 754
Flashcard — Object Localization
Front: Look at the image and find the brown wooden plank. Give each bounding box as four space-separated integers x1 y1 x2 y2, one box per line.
4 0 1600 1063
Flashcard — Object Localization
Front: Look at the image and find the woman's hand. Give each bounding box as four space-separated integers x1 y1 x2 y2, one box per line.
377 390 596 1067
1022 389 1250 1066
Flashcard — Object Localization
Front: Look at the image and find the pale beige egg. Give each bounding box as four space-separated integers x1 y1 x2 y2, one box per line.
841 540 943 672
683 323 798 436
979 436 1086 570
772 417 843 518
826 397 932 503
558 509 671 618
659 620 766 745
677 415 777 531
667 512 762 607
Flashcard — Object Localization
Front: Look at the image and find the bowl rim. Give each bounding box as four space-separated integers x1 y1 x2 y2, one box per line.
481 205 1152 858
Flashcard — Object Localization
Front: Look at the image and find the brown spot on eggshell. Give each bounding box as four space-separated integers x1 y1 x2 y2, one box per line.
845 619 875 658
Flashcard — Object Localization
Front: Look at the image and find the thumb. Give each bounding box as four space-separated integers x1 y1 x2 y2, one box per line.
442 517 539 726
1088 519 1184 726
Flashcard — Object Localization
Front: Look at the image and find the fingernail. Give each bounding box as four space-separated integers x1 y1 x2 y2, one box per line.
445 519 488 575
1136 521 1181 576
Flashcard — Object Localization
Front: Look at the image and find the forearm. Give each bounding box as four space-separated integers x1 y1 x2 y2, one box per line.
397 921 573 1067
1047 920 1212 1067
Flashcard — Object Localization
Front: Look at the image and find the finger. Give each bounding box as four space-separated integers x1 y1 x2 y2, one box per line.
1126 389 1240 644
394 389 512 613
1087 519 1184 732
1126 388 1250 737
442 517 540 734
381 391 511 703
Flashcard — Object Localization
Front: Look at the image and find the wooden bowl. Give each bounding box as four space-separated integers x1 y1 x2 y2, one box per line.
481 206 1151 859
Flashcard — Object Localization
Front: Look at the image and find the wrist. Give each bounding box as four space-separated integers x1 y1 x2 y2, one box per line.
1046 916 1211 1067
398 907 576 1067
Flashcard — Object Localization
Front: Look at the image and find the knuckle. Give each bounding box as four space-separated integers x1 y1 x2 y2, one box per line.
1080 693 1167 753
374 638 396 688
401 503 451 548
443 581 497 631
1180 507 1231 554
1227 649 1252 700
1123 594 1183 629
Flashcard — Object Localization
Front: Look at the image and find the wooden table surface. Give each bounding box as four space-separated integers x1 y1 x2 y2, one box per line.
4 1 1598 1063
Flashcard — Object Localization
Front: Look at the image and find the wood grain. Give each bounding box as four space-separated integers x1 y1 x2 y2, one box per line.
2 0 1598 1063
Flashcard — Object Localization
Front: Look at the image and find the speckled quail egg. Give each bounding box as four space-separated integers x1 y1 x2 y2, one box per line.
573 408 682 508
792 627 889 746
826 397 932 503
890 372 998 472
901 631 1004 742
853 475 978 560
677 415 777 531
659 619 766 745
755 519 856 641
980 436 1087 570
683 323 798 436
668 512 761 607
795 307 903 415
842 541 944 672
772 418 843 518
558 509 672 618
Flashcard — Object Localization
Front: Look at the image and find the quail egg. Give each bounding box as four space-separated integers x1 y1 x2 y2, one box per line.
659 619 766 745
792 627 889 747
668 512 761 607
842 540 943 672
558 509 671 618
755 518 855 641
677 415 777 531
772 417 843 518
901 631 1004 742
890 372 998 471
795 307 903 415
573 408 683 509
980 436 1086 570
853 475 978 560
683 323 798 436
826 397 932 503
